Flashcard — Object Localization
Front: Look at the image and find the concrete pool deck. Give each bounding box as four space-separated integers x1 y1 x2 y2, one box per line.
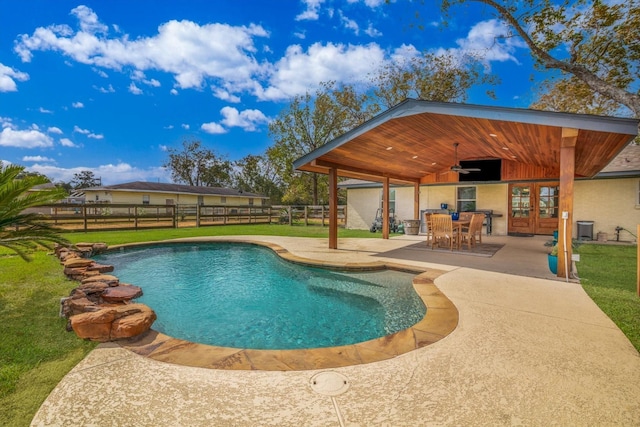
32 235 640 426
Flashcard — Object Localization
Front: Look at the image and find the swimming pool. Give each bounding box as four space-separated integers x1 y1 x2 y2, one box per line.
96 242 426 350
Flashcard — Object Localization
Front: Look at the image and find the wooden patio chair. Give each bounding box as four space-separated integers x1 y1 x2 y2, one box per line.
430 214 459 250
458 212 473 222
424 212 433 243
461 213 484 249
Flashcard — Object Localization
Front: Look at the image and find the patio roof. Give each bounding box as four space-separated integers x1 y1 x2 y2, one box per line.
293 99 638 184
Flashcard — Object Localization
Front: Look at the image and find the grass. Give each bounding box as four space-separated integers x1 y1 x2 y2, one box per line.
577 243 640 352
0 225 638 425
0 252 96 426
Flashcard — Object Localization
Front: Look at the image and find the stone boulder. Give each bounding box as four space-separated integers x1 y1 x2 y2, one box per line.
101 284 143 303
70 303 156 342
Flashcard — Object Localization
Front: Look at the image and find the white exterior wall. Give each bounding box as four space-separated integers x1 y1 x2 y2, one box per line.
347 183 511 235
345 188 380 229
82 189 261 206
574 178 639 242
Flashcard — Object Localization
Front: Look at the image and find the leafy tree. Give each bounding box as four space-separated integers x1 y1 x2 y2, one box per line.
371 52 498 109
55 180 73 194
531 76 624 116
0 164 70 261
71 170 100 189
268 83 353 205
234 154 284 204
163 140 233 187
440 0 640 125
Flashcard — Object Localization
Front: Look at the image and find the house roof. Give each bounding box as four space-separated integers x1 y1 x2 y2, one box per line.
84 181 267 198
294 99 639 184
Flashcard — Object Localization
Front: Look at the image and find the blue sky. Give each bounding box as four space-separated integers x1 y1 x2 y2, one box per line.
0 0 541 185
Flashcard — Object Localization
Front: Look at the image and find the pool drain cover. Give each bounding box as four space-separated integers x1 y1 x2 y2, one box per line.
310 371 350 396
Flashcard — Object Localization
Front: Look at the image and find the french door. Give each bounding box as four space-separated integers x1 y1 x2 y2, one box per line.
508 182 559 235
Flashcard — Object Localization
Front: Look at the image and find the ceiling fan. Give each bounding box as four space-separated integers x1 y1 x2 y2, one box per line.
449 142 481 174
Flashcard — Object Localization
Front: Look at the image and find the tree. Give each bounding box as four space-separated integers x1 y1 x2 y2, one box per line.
440 0 640 124
234 154 285 204
71 170 100 189
0 164 70 261
371 52 498 109
163 140 233 187
268 83 352 205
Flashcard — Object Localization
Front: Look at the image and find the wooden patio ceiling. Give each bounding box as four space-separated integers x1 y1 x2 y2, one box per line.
293 100 639 184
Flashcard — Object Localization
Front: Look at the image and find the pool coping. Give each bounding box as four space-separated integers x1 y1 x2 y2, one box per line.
113 238 459 371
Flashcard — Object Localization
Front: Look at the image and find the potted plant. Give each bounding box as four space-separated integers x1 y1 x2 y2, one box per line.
547 243 559 274
544 238 582 274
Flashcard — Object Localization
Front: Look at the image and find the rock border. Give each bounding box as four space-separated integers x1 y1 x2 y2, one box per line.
55 243 156 342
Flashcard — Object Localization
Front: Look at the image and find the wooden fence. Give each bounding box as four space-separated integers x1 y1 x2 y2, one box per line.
26 203 346 232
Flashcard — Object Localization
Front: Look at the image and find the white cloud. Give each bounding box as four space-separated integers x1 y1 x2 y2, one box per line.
73 126 103 139
201 122 227 134
170 88 178 95
260 42 386 100
129 82 143 95
39 107 53 114
181 124 190 130
364 23 382 38
220 106 269 131
72 101 84 108
15 6 270 95
339 11 359 35
451 19 527 65
0 63 29 92
59 138 78 147
0 125 54 148
22 155 55 163
94 84 115 93
27 162 170 185
74 126 90 134
159 144 168 151
48 126 63 134
296 0 326 21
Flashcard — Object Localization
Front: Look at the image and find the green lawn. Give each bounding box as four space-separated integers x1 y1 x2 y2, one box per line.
577 244 640 352
0 225 638 426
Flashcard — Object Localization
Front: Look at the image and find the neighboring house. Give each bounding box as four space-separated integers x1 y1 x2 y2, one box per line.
340 142 640 242
82 181 269 206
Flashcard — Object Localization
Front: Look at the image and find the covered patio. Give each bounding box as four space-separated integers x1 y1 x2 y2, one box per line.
293 100 638 278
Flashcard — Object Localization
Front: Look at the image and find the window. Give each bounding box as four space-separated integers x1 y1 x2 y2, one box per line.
456 186 476 212
262 199 267 206
197 196 204 206
538 185 559 219
379 189 396 213
248 198 254 206
142 195 150 205
221 197 226 204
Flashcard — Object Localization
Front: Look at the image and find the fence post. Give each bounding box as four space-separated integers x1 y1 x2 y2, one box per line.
304 206 308 226
196 205 200 227
83 205 88 232
321 205 325 226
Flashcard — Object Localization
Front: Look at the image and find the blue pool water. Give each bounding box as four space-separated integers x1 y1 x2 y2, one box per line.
95 243 425 350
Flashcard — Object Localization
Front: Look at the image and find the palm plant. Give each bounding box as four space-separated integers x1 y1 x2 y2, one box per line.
0 164 70 260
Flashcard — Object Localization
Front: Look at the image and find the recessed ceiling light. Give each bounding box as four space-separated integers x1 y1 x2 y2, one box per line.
511 155 517 159
431 162 437 165
489 133 498 137
412 155 418 159
502 146 509 150
386 146 393 151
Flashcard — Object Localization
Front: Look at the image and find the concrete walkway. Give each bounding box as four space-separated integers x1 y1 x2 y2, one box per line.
32 236 640 426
